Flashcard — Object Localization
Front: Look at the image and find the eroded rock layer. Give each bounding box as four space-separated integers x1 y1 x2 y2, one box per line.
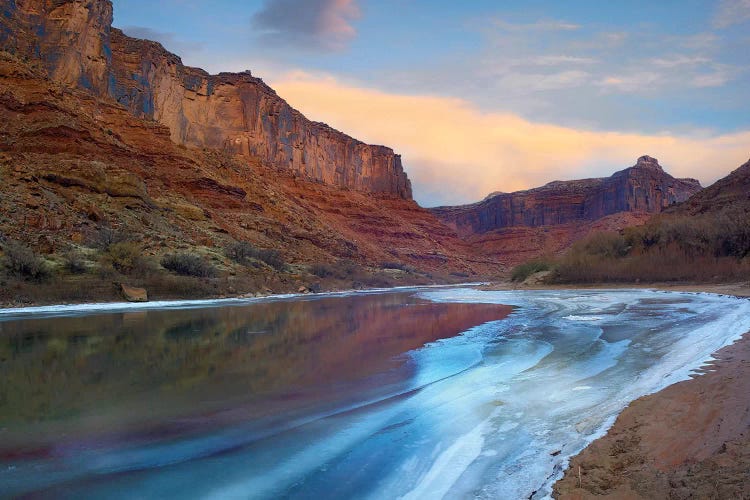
0 0 412 198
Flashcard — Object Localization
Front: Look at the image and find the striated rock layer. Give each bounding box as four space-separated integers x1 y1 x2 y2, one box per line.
431 156 701 237
0 0 412 198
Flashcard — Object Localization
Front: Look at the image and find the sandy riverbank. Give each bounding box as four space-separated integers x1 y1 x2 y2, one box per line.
553 329 750 499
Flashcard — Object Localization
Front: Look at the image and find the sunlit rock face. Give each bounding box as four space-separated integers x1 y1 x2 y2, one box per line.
0 0 412 199
431 156 702 237
0 0 114 96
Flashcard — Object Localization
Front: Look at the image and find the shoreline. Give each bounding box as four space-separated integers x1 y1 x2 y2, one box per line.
553 330 750 498
3 279 749 311
0 282 486 316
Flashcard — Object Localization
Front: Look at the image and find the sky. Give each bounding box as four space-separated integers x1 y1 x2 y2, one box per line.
112 0 750 206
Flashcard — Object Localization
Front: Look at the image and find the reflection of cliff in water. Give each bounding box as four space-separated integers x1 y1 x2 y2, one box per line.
0 293 510 446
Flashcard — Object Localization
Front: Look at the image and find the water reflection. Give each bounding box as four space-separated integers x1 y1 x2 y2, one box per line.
0 292 510 459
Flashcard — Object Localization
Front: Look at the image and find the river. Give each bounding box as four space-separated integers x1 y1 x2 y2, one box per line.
1 287 748 498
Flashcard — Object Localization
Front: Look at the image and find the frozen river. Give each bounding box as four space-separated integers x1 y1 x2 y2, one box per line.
1 287 749 499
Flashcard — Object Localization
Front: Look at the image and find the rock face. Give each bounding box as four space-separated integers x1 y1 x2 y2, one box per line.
0 0 412 199
0 0 115 97
431 156 701 237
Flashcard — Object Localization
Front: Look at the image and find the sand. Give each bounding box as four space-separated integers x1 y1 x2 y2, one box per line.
553 330 750 499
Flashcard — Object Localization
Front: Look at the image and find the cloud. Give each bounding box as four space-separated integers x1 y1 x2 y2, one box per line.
487 24 735 97
492 19 581 32
269 72 750 206
650 55 711 68
713 0 750 28
528 55 598 66
492 70 592 92
691 68 732 87
599 58 735 93
251 0 361 51
120 26 204 54
370 15 745 133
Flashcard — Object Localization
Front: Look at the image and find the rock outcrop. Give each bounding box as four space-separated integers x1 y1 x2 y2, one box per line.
0 0 412 198
431 156 701 237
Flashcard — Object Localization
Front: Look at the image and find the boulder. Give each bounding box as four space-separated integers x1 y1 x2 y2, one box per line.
522 270 552 286
120 283 148 302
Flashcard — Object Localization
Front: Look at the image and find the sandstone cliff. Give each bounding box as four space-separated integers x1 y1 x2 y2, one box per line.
0 0 411 198
431 156 701 237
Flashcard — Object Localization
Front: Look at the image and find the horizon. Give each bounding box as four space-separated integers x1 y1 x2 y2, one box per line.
112 0 750 205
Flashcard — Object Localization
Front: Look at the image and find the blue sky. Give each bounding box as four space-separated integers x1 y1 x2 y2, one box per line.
112 0 750 205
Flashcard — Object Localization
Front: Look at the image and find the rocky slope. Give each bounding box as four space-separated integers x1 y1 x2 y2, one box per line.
431 156 701 237
0 51 482 304
670 158 750 215
0 0 411 198
429 157 702 266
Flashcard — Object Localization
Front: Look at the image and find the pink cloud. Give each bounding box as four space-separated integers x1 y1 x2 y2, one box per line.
252 0 361 51
318 0 360 46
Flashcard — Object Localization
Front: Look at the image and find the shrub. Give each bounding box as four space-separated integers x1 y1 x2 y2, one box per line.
310 262 335 278
161 253 216 277
621 209 750 260
510 259 551 282
103 242 149 275
87 227 131 251
254 248 285 271
2 241 50 281
225 241 285 271
309 259 363 280
225 241 255 265
336 259 361 278
63 252 88 274
380 261 416 273
549 208 750 284
577 232 630 258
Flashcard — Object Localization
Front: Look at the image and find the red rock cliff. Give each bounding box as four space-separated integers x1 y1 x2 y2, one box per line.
431 156 702 237
0 0 412 199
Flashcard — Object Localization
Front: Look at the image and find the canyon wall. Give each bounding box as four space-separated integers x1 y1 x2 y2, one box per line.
0 0 114 96
0 0 412 198
431 156 702 237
